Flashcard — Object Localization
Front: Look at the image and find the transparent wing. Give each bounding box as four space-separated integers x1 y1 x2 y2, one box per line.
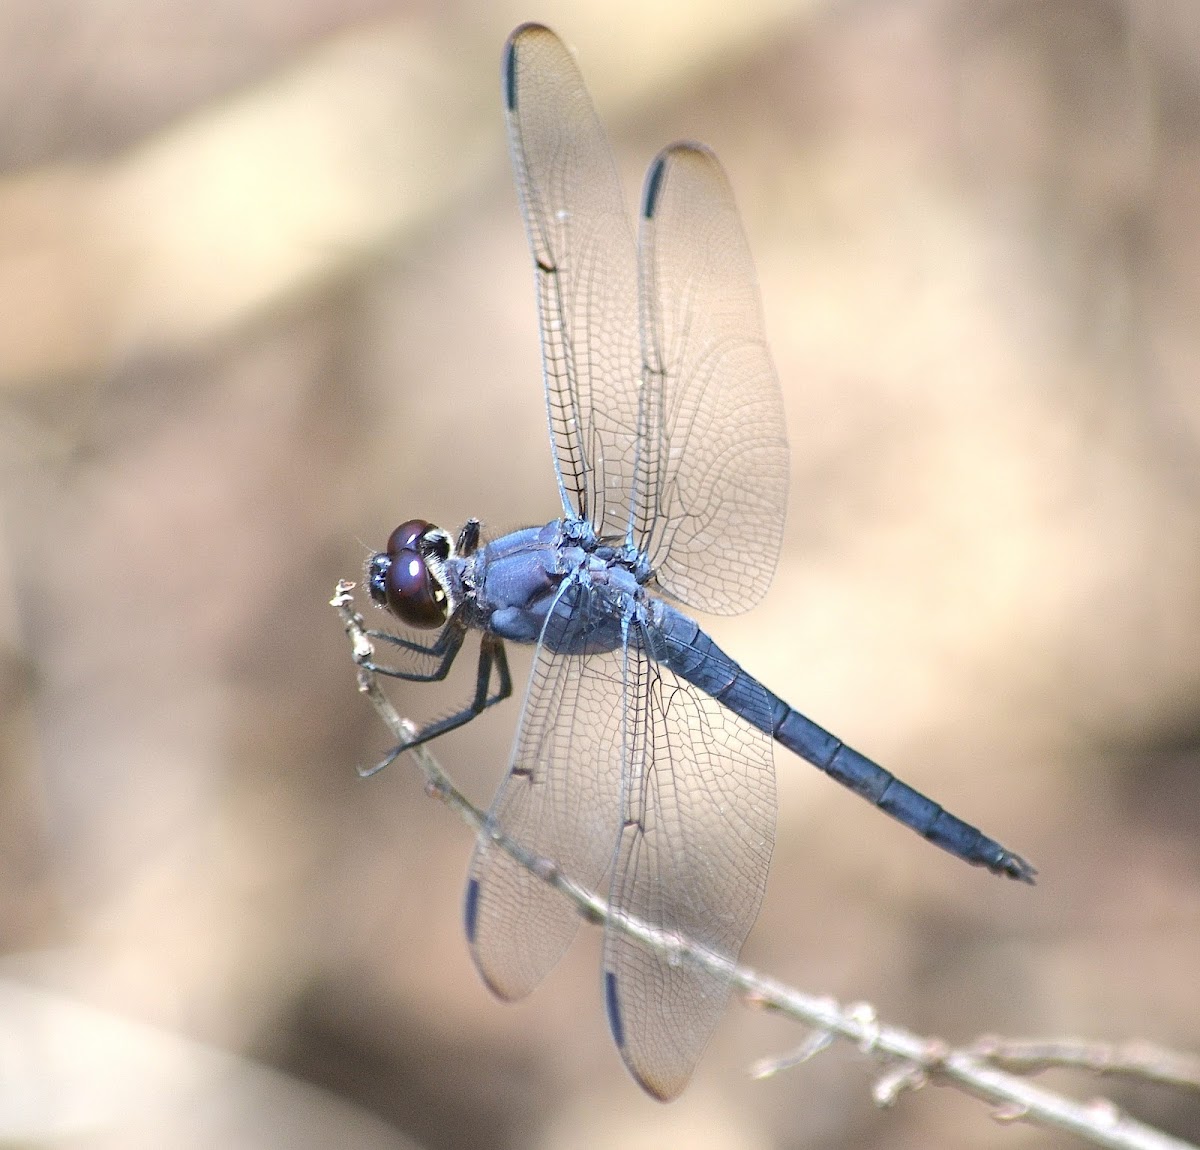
602 637 777 1100
504 24 641 537
635 143 789 614
465 583 625 999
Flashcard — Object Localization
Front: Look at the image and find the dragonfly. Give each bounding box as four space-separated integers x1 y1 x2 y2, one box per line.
361 22 1035 1101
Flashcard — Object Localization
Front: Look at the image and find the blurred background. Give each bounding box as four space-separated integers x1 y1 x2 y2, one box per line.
2 0 1199 1146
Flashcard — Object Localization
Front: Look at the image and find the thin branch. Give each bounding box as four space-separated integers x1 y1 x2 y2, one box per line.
332 580 1200 1150
969 1037 1200 1095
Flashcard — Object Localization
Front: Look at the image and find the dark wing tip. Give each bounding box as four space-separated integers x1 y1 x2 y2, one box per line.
603 969 625 1049
463 877 481 941
642 155 667 220
641 142 723 219
604 969 687 1101
503 23 559 112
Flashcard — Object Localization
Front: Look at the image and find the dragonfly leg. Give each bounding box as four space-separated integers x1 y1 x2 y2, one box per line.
362 635 513 777
456 517 482 556
362 619 467 682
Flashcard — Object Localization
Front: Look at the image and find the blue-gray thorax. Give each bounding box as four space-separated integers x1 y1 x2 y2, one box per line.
453 518 660 653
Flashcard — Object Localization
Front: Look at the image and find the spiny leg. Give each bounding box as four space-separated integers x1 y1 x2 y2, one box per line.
456 518 482 556
362 618 467 682
360 635 512 778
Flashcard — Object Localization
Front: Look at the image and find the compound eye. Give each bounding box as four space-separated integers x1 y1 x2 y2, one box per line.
370 518 451 627
383 548 448 628
367 553 392 608
387 519 432 555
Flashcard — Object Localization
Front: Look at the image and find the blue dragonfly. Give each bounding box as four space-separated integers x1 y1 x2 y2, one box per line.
362 23 1034 1100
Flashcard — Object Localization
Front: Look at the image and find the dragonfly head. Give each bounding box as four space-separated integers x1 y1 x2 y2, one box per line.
367 519 454 628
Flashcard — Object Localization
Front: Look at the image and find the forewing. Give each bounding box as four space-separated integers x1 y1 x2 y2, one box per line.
504 24 641 536
465 583 625 999
601 640 777 1100
635 144 789 614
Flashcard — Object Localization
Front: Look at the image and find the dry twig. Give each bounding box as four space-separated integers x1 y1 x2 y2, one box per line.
333 579 1199 1150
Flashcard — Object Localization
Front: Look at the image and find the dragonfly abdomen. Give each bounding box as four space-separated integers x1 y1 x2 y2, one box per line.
772 709 1035 882
650 603 1035 883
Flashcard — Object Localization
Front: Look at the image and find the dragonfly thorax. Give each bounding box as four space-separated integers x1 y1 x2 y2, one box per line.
557 517 654 585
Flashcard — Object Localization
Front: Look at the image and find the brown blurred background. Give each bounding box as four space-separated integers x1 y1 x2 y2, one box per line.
2 0 1199 1146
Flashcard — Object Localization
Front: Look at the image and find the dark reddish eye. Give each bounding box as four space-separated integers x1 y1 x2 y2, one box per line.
387 519 431 555
367 520 450 629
